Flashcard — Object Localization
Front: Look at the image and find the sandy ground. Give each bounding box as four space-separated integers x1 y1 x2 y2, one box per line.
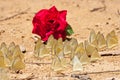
0 0 120 80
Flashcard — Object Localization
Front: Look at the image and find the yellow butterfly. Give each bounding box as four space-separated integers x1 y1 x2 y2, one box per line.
72 55 83 71
0 42 7 50
34 38 43 57
90 49 101 62
106 30 118 49
13 45 24 60
57 38 63 45
8 42 15 54
70 38 78 51
89 29 97 47
51 39 57 56
96 32 106 50
0 43 10 66
55 39 68 67
80 52 90 65
38 45 50 58
51 55 64 71
75 42 86 58
0 42 8 57
11 57 25 70
46 35 55 49
60 57 68 68
0 51 7 68
68 38 78 59
7 42 16 62
54 38 63 57
84 40 96 56
63 40 72 55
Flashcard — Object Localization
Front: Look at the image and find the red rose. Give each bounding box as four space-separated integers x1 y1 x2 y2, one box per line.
32 6 68 41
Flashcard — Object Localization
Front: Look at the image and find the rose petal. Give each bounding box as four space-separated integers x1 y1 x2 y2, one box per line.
49 6 58 13
59 10 67 20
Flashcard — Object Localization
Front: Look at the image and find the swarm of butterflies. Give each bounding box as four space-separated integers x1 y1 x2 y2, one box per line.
34 29 118 71
0 42 25 71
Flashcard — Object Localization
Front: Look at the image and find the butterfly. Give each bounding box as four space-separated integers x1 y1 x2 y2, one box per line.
96 32 106 50
0 42 7 50
12 45 24 60
8 42 15 53
38 45 50 58
89 29 97 47
90 48 101 62
34 38 43 57
0 51 7 68
11 57 25 70
106 30 118 49
63 40 72 55
51 39 57 56
0 42 10 66
51 55 64 71
68 38 78 59
84 40 96 56
72 55 83 71
69 38 78 51
80 52 90 65
75 42 86 58
7 42 16 62
0 42 8 57
54 38 64 57
46 35 55 49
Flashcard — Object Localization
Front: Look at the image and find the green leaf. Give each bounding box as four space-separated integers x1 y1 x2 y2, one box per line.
66 24 74 36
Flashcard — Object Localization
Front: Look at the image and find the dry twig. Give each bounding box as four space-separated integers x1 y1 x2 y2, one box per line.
0 8 30 22
90 0 106 12
100 50 120 56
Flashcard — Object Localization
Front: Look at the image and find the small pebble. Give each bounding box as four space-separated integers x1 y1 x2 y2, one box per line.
20 45 26 53
76 4 80 7
21 36 25 38
108 18 111 20
95 25 99 27
115 28 119 30
106 22 109 25
71 74 91 80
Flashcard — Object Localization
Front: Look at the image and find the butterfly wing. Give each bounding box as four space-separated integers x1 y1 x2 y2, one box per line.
11 57 25 70
51 56 63 71
80 53 90 65
54 38 63 57
63 40 72 56
70 38 78 51
97 32 106 50
106 33 118 49
90 49 101 62
34 39 43 57
84 40 96 56
89 29 97 47
0 43 8 57
8 42 15 53
0 51 7 68
0 42 7 50
73 55 83 71
38 45 50 58
46 35 54 49
75 42 86 58
13 45 24 60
